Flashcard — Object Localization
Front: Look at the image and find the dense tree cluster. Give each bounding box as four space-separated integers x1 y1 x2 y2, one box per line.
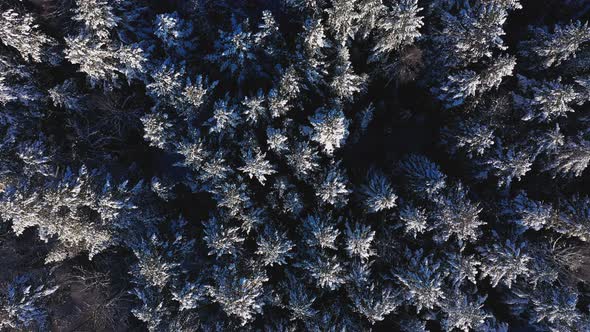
0 0 589 330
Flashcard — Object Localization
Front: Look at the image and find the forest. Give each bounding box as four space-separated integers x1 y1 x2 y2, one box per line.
0 0 590 331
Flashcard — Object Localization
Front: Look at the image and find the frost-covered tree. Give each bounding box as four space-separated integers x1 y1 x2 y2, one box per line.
0 9 55 63
522 21 590 68
65 33 120 87
441 293 489 332
399 154 446 198
454 121 495 157
141 111 174 149
256 226 294 266
280 273 319 322
73 0 120 39
330 47 368 101
487 147 533 188
436 3 509 65
48 79 83 111
308 107 350 155
393 249 446 312
529 288 586 330
446 252 480 286
355 0 386 39
207 97 241 135
1 0 590 330
286 141 320 179
370 0 423 62
266 127 288 152
325 0 358 45
507 192 554 231
433 183 484 245
146 62 185 107
348 282 400 324
207 17 258 82
154 12 194 56
302 213 340 250
17 139 53 177
556 194 590 242
0 275 58 330
479 54 516 91
0 166 142 262
172 280 206 312
301 254 346 290
130 287 169 332
436 70 480 108
206 264 268 325
316 163 351 207
202 214 245 257
359 170 398 213
239 148 276 185
545 138 590 177
129 229 192 289
399 204 430 238
182 75 217 113
478 239 531 288
520 78 580 122
242 90 267 124
344 223 375 261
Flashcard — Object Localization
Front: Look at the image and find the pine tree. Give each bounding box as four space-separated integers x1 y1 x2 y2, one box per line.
239 147 277 185
433 183 484 245
205 264 268 325
73 0 120 40
523 21 590 68
393 249 447 312
487 146 533 188
344 223 376 261
399 204 430 238
0 9 55 63
309 107 350 155
399 154 447 198
436 3 509 65
316 163 351 207
256 226 294 266
521 78 580 122
359 170 398 213
0 166 142 263
1 1 590 330
478 239 531 288
0 275 58 330
141 111 174 149
301 254 346 290
546 137 590 177
440 293 489 332
64 33 120 87
370 0 423 62
436 70 481 108
154 12 194 56
207 16 258 82
202 214 245 257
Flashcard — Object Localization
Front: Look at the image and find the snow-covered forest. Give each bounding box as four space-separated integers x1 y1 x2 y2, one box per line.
0 0 590 330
